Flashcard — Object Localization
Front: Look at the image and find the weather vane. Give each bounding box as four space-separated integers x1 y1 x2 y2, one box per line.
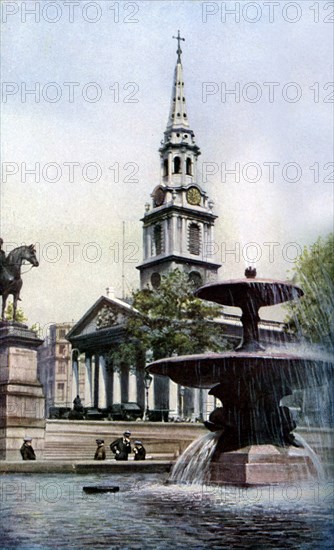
173 30 185 63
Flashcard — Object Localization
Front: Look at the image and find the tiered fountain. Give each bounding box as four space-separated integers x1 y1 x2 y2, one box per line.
147 268 333 485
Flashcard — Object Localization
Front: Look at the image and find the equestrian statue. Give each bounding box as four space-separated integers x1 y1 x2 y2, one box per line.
0 238 39 321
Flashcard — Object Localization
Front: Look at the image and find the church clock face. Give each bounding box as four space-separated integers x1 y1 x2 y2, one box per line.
153 187 165 207
187 187 201 206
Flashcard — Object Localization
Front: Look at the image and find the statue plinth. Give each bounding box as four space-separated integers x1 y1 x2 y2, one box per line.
0 322 45 460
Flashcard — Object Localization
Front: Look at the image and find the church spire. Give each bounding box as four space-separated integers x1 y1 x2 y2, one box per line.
160 32 200 187
166 31 190 131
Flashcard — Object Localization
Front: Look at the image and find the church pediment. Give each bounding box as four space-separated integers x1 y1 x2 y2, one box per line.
66 295 137 340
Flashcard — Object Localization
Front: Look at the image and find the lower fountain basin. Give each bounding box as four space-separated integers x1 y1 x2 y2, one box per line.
147 352 333 392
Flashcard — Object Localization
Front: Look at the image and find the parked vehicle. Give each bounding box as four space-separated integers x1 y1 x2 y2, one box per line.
109 402 143 421
84 408 104 420
147 409 169 422
48 407 71 419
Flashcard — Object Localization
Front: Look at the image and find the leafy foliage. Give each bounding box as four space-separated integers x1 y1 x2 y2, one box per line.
4 303 39 334
284 234 334 349
4 303 27 323
109 269 229 368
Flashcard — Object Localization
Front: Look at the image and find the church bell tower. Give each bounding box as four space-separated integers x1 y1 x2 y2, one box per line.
137 32 221 289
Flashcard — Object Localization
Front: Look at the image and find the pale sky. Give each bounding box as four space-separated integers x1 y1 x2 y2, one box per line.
1 0 333 331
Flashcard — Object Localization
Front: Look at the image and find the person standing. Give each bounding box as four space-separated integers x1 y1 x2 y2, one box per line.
94 439 106 460
110 430 132 460
133 440 146 461
20 436 36 460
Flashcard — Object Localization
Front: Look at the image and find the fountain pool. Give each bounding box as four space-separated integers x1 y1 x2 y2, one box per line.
0 473 333 549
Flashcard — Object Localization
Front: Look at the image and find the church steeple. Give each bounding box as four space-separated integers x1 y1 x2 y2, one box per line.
137 33 221 290
167 31 189 130
159 31 200 187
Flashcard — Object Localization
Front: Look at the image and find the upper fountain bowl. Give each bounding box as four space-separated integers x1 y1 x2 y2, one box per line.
195 276 304 309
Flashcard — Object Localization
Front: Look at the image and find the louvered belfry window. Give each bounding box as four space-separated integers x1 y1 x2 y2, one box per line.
188 223 201 255
173 156 181 174
154 224 164 255
186 157 192 176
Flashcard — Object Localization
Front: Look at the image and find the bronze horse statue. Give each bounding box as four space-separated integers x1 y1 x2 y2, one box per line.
0 244 39 321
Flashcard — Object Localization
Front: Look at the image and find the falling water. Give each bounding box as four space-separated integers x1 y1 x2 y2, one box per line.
170 432 220 484
294 432 326 480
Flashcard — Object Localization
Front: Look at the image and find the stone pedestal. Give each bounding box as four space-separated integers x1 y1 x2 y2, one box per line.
0 322 45 460
209 445 318 485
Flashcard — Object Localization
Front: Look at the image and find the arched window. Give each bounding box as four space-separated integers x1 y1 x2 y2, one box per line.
163 159 168 177
188 271 203 288
173 156 181 174
188 223 201 256
154 224 164 255
186 157 192 176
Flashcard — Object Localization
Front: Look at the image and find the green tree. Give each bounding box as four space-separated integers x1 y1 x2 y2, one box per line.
109 269 229 368
284 233 334 349
4 303 27 323
4 303 39 334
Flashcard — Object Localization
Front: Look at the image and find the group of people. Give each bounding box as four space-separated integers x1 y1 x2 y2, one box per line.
20 431 146 461
95 430 146 461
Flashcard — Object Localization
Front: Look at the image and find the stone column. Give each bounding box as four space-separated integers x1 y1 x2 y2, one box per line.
153 376 169 421
113 370 121 403
120 362 129 403
169 381 178 419
98 355 107 409
129 372 137 402
168 150 173 185
135 348 145 411
71 354 79 403
181 217 188 254
193 388 200 420
105 358 114 408
84 354 93 408
148 226 153 258
165 219 170 255
183 388 194 420
93 354 99 408
0 322 45 460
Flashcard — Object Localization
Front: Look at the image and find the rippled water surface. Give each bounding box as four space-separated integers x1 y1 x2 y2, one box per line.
0 473 333 549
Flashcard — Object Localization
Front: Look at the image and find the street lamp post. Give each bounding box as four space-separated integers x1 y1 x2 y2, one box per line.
71 348 80 407
144 372 153 421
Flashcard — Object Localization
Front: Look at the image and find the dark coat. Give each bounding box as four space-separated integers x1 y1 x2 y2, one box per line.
94 444 106 460
20 443 36 460
110 437 131 460
133 445 146 461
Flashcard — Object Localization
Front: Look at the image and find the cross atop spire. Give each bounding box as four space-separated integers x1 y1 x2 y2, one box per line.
173 30 185 63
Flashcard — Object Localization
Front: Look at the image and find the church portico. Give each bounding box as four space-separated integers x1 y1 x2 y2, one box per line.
67 295 146 413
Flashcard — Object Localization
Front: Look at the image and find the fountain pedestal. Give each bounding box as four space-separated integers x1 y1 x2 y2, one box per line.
0 322 45 460
209 445 317 485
